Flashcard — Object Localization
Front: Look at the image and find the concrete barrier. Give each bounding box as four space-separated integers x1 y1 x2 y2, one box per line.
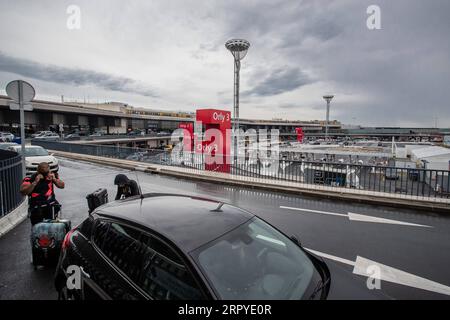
0 200 28 238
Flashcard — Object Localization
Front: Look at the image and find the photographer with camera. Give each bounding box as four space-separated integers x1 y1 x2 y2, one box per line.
20 162 65 225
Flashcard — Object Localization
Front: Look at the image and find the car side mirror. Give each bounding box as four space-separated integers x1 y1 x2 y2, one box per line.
290 235 302 247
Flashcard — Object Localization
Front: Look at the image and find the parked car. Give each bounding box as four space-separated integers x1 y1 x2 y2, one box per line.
157 131 170 136
0 142 18 150
31 131 53 138
127 130 144 136
89 132 103 138
33 132 60 141
64 133 81 141
54 194 331 300
7 145 59 176
0 132 15 142
125 151 149 161
385 168 400 180
408 169 420 181
69 130 88 137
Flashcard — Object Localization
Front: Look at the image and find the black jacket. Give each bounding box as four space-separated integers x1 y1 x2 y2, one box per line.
115 179 140 200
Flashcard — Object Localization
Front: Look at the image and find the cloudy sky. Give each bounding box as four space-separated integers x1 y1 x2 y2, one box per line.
0 0 449 126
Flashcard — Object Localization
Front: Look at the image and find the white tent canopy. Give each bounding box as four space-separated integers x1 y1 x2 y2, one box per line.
411 146 450 160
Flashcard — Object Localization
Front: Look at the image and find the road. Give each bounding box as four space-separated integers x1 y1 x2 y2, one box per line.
1 157 450 299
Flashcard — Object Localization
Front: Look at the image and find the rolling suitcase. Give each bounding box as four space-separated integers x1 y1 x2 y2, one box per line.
30 203 71 268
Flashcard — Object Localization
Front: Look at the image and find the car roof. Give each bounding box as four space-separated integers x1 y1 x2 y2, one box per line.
94 193 254 253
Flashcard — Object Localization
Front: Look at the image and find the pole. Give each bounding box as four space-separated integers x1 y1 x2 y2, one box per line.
18 81 26 178
233 58 240 164
325 100 330 142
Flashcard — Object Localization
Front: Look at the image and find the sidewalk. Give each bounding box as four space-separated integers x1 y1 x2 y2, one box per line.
0 200 28 237
52 150 450 213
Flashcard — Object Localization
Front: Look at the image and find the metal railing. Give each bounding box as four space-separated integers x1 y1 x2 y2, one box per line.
0 151 24 217
32 141 450 200
32 140 166 161
166 152 450 200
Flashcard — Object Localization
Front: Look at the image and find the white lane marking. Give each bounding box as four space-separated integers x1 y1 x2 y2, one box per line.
306 248 450 296
280 206 432 228
348 212 432 228
280 206 347 217
353 256 450 296
305 248 355 266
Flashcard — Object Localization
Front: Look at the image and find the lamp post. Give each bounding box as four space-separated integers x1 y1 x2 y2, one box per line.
225 39 250 162
323 95 334 142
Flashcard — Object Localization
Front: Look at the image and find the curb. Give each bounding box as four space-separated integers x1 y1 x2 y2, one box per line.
152 168 450 214
0 200 28 238
53 151 450 214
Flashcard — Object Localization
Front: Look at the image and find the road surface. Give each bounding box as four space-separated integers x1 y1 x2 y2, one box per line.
1 157 450 299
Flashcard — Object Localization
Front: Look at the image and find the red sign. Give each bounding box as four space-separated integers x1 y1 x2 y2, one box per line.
295 127 304 143
196 109 231 125
179 122 194 134
196 109 231 173
179 122 194 151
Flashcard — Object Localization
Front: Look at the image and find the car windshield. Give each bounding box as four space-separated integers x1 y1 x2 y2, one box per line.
16 147 49 156
191 218 316 300
0 143 16 150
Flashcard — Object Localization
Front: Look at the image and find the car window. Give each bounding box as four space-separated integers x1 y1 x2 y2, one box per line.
92 220 204 299
25 147 48 157
92 220 110 251
140 235 204 300
0 144 16 150
191 217 315 300
99 222 144 285
17 147 49 156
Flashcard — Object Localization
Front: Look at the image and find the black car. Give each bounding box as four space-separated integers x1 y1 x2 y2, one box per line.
385 168 400 180
55 193 330 300
127 130 143 136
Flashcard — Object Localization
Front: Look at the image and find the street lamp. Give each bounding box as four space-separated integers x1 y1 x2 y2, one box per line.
323 95 334 142
225 39 250 162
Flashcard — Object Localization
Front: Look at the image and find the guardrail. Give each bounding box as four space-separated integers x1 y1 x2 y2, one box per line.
0 151 24 217
32 140 450 201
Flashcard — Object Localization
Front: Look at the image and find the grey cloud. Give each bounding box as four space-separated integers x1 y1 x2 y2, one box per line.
1 0 450 126
278 103 299 109
244 67 315 97
215 0 343 51
0 52 158 97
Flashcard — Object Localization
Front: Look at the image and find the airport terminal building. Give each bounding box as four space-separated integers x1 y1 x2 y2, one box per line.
1 95 449 140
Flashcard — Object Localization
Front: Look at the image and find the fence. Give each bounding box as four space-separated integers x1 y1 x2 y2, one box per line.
0 150 24 217
32 140 450 200
32 140 166 161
